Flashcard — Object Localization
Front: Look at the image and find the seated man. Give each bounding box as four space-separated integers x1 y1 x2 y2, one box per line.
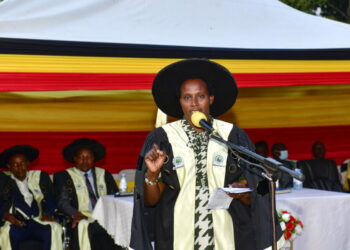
298 141 343 192
255 140 269 157
271 143 294 188
54 138 120 250
0 145 62 250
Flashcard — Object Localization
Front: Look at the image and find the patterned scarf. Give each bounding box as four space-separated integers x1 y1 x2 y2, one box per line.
182 119 214 250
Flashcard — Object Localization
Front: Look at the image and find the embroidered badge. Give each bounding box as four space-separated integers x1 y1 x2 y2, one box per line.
172 156 184 170
213 154 225 167
98 184 105 190
76 183 83 190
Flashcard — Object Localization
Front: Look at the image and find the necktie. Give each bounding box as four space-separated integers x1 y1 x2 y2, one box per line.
84 173 97 209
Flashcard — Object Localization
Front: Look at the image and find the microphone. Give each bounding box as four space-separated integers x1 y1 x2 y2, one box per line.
191 112 305 181
191 112 217 134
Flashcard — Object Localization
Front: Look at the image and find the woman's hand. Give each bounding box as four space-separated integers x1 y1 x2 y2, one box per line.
145 144 167 181
144 144 167 206
2 213 24 227
227 182 251 206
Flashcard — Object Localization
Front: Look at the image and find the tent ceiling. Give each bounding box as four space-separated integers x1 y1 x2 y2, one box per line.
1 0 350 49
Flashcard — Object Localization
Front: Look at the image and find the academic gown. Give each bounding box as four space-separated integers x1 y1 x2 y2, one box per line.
53 167 119 250
0 170 60 250
130 120 284 250
298 158 343 192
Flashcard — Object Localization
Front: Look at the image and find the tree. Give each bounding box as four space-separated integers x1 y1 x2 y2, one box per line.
280 0 350 24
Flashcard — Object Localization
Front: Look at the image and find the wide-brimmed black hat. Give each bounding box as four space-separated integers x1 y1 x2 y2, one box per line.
62 138 105 164
152 58 238 118
0 145 39 168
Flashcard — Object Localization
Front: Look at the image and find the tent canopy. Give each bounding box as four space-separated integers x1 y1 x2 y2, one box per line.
1 0 350 48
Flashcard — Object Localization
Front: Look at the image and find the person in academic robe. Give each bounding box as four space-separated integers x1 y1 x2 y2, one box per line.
53 138 120 250
130 59 284 250
297 141 343 192
0 145 62 250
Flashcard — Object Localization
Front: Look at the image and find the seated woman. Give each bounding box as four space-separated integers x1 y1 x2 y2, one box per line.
0 145 62 250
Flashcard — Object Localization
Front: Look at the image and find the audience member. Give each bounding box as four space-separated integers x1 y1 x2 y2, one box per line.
297 141 343 192
53 138 120 250
271 143 294 188
255 140 269 157
0 145 62 250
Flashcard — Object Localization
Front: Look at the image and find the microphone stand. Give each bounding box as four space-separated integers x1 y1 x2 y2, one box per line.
210 133 297 250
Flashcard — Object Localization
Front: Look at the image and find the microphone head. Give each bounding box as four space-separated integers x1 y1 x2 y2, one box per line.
191 111 207 128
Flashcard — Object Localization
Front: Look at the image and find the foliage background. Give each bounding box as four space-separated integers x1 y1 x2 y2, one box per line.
280 0 350 23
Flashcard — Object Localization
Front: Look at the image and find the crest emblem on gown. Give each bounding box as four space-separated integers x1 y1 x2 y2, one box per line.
213 154 225 167
172 156 184 170
98 184 105 190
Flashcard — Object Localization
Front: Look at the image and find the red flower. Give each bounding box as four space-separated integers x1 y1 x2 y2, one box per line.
282 211 289 214
284 231 292 240
286 222 295 231
289 215 296 223
298 220 304 228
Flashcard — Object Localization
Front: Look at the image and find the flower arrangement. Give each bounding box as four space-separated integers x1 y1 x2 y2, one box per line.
278 210 304 241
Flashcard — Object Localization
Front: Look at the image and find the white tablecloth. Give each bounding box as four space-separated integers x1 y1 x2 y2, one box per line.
93 189 350 250
92 195 133 248
276 188 350 250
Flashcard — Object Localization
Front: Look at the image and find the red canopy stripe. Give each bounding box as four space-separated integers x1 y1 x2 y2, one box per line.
0 72 350 92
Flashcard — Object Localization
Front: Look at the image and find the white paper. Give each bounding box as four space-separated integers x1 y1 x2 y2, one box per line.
220 187 252 194
207 188 233 210
207 187 252 210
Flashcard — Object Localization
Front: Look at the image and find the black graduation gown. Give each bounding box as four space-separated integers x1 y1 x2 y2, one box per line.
53 167 118 216
130 122 283 250
298 158 343 192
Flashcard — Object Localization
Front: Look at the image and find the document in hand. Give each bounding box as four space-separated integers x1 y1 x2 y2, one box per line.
220 187 252 193
207 187 252 210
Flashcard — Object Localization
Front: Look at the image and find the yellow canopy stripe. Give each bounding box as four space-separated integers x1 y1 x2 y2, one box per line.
0 85 350 131
1 54 350 73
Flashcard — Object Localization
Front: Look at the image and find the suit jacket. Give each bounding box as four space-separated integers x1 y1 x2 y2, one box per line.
0 170 56 220
53 167 118 216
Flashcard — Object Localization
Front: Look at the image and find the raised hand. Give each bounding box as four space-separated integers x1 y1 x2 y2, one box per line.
145 144 167 179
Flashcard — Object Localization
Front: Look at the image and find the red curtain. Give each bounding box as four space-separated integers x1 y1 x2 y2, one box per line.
1 125 349 174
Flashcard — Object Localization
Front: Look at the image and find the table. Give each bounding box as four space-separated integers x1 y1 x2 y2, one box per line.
276 188 350 250
93 189 350 250
92 195 133 248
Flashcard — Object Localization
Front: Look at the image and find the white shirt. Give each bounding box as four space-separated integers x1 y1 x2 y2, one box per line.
11 174 33 207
